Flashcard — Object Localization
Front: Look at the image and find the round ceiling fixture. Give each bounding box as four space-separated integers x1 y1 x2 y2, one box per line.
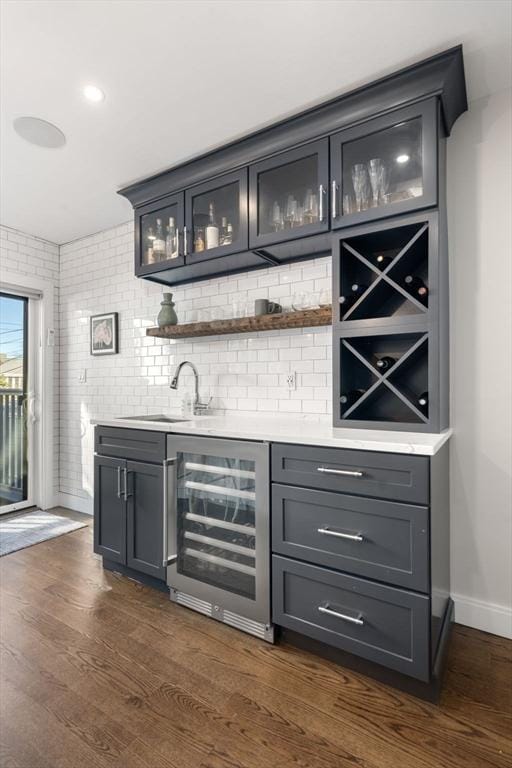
13 116 66 148
83 84 105 103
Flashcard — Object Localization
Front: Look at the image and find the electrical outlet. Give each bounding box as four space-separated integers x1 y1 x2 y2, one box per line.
286 372 296 390
78 369 87 383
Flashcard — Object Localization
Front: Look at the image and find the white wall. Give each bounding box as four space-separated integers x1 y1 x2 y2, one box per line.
58 232 331 512
447 87 512 638
0 225 60 504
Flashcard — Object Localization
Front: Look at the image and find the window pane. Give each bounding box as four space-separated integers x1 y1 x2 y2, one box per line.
257 154 319 236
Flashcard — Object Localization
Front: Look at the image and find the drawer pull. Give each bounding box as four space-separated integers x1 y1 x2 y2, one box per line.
318 604 364 626
317 467 364 478
318 527 364 542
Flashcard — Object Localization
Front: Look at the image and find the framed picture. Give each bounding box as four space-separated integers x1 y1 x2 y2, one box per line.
90 312 118 355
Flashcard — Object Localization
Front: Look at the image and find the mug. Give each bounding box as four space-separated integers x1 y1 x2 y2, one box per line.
254 299 282 316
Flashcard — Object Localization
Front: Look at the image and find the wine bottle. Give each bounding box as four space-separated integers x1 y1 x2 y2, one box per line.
376 355 396 371
418 391 428 409
146 226 155 264
205 202 219 249
166 217 177 259
153 218 166 261
340 389 365 407
339 294 355 313
375 253 392 269
404 275 428 301
351 283 368 297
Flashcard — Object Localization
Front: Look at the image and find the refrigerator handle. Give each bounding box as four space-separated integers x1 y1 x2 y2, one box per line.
163 457 178 568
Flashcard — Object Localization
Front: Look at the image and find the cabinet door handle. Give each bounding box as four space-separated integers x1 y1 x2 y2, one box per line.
116 466 122 499
175 227 180 258
318 527 364 542
331 180 338 219
183 225 188 257
318 184 325 222
317 466 364 478
318 604 364 626
123 468 132 500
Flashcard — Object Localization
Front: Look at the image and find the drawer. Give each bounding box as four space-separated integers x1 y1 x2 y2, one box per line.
95 426 166 464
271 443 429 504
272 485 429 592
273 555 430 681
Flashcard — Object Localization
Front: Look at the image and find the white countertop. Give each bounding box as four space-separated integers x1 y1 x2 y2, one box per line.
92 412 452 456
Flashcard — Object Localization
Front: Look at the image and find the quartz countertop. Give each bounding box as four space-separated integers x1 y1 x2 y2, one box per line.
92 412 452 456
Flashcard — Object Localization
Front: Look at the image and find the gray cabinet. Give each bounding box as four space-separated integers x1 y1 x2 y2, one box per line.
271 441 452 698
94 455 126 564
94 428 166 582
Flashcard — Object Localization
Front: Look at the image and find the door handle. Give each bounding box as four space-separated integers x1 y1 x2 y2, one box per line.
183 225 188 257
117 466 122 499
331 180 338 219
318 184 325 222
163 458 178 567
318 604 364 626
123 468 132 500
318 527 364 542
317 467 364 478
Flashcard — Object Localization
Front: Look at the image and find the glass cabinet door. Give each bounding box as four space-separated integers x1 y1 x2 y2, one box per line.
249 139 329 249
175 451 257 600
135 193 185 275
185 170 248 262
330 100 437 229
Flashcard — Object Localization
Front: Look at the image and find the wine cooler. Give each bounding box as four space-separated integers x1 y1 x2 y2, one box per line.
164 435 273 642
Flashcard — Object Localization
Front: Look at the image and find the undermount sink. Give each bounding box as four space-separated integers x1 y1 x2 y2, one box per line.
118 414 188 423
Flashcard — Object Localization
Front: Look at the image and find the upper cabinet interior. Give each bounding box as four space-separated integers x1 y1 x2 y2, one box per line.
119 47 467 286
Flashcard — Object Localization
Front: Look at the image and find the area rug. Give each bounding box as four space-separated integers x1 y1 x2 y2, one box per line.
0 510 87 557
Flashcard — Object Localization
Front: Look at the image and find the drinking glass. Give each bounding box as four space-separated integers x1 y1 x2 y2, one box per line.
368 158 384 207
303 188 319 224
351 164 370 212
271 201 284 232
285 195 298 229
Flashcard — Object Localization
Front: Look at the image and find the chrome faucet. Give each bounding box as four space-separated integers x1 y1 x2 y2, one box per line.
170 361 211 415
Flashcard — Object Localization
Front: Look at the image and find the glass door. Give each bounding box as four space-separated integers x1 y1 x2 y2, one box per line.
166 436 269 625
135 192 185 275
249 139 329 249
330 100 437 229
0 292 30 513
185 169 248 263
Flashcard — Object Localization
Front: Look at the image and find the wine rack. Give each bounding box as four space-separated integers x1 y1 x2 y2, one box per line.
332 211 448 432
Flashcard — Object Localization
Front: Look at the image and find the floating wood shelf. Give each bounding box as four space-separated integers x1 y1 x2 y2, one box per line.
147 306 332 339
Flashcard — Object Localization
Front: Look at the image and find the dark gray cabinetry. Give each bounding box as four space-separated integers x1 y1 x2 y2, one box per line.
135 193 185 276
271 442 451 696
94 428 166 582
330 99 438 229
119 47 466 287
248 139 329 249
94 455 126 564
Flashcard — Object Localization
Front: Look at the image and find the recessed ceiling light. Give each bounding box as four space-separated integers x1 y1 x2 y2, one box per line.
83 84 105 103
13 116 66 148
396 154 410 164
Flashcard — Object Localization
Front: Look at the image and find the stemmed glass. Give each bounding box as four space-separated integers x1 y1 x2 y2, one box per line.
285 195 298 229
271 201 284 232
351 164 370 212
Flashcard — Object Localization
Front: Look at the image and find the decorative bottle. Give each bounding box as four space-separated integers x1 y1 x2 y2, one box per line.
157 293 178 327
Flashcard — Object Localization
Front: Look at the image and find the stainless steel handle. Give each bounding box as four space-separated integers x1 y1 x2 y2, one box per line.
331 180 338 219
116 466 122 499
318 527 364 542
183 225 188 257
318 604 364 626
163 458 178 567
319 184 325 222
317 466 364 478
123 467 132 500
175 227 180 258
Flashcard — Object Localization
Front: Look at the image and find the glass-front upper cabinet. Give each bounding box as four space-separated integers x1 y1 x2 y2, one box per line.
135 193 185 276
249 139 329 249
330 100 437 229
185 170 248 262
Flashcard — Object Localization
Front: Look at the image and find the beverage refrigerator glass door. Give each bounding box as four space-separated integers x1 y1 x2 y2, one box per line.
165 435 272 640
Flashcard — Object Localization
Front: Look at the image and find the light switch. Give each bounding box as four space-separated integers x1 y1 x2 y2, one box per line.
79 369 87 383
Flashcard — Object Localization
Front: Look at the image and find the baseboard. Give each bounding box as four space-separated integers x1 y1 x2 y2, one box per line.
57 492 93 516
452 592 512 639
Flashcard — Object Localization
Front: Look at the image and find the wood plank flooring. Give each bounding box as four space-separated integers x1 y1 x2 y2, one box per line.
0 507 511 768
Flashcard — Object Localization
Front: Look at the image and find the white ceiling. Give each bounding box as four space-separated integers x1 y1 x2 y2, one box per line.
1 0 511 245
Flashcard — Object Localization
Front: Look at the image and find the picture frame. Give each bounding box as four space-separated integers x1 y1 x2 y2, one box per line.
90 312 118 356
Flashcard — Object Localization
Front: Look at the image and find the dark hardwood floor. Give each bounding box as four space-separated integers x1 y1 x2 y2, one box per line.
0 507 511 768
